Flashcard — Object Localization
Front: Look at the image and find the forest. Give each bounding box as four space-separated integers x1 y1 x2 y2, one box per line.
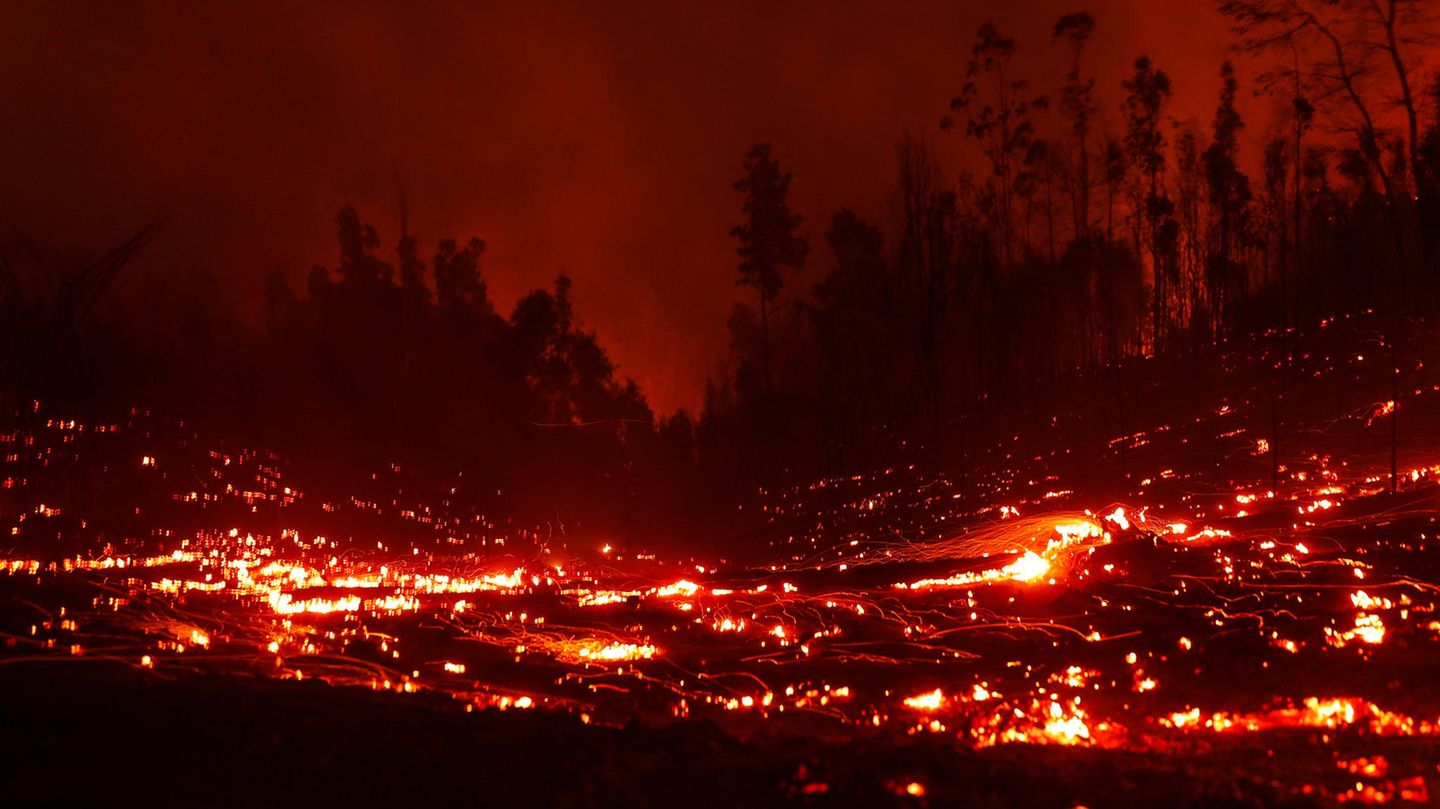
10 4 1440 807
3 1 1438 536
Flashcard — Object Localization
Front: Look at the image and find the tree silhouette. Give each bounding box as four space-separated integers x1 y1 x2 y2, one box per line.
1122 55 1173 349
0 221 157 400
730 142 808 396
812 209 891 467
1052 12 1099 237
336 205 394 287
433 237 489 310
1204 60 1253 333
943 22 1047 268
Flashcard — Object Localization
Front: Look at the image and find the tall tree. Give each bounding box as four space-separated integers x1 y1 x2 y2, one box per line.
1204 60 1253 333
1174 127 1205 328
394 187 429 373
895 135 959 443
1102 138 1127 243
1122 55 1173 349
1052 12 1099 237
731 142 809 396
396 212 430 307
1262 134 1291 318
812 209 891 466
942 22 1047 268
1218 0 1420 293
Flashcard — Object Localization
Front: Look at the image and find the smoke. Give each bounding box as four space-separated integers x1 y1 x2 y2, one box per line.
0 0 1232 413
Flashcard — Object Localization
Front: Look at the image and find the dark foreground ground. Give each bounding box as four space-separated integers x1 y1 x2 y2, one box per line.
1 663 1361 809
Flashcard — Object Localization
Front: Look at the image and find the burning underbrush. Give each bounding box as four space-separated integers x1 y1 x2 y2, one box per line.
6 315 1440 806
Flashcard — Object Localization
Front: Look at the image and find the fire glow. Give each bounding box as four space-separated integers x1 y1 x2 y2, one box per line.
8 372 1440 807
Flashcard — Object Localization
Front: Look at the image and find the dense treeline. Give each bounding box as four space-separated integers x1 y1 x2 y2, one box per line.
0 205 702 538
699 3 1440 490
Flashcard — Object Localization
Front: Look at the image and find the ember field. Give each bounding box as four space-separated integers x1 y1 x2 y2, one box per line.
5 315 1440 807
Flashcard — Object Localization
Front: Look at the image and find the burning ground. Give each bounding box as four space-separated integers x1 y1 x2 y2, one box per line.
4 314 1440 807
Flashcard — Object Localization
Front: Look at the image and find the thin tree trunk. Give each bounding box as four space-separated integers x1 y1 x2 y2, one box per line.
759 289 771 397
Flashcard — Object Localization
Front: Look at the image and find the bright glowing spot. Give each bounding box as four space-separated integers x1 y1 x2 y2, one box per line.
1007 551 1050 583
1107 507 1130 530
655 580 699 598
903 688 946 712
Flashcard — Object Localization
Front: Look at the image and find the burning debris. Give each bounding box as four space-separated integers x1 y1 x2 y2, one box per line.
7 320 1440 806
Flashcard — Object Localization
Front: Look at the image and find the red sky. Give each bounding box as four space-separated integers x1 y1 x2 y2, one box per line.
1 0 1243 413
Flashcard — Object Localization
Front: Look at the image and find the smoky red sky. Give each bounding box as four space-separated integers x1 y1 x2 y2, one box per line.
1 0 1246 413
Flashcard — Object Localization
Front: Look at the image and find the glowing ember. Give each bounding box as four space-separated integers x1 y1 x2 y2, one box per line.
1005 551 1050 583
903 689 946 712
10 343 1440 807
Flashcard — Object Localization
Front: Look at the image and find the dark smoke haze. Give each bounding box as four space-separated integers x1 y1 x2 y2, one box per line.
0 0 1235 412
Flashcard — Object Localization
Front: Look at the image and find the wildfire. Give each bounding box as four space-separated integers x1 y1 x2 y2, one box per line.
1005 550 1050 582
903 689 946 712
10 380 1440 805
